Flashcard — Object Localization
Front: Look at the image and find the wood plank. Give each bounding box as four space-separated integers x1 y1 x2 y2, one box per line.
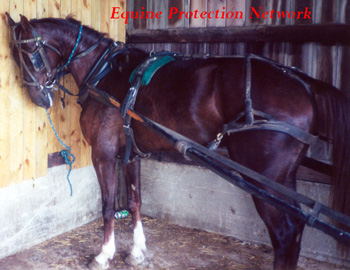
225 0 245 26
147 0 167 29
245 0 268 25
79 0 101 168
48 0 60 18
288 0 314 72
91 0 101 31
79 0 94 168
58 75 72 167
35 0 49 178
293 0 313 25
312 0 338 86
60 0 71 19
69 0 82 170
117 0 126 42
0 0 11 187
167 0 185 28
47 0 62 155
100 0 110 34
125 0 134 30
313 44 334 85
22 0 37 180
189 0 207 27
109 0 119 40
207 0 226 27
57 0 74 172
133 0 147 30
9 0 24 183
127 24 350 44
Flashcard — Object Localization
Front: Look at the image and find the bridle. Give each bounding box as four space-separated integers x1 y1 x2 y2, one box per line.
10 21 93 107
10 19 126 110
11 23 64 106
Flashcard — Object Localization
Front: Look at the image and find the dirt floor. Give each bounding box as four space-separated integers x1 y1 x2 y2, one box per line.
0 215 347 270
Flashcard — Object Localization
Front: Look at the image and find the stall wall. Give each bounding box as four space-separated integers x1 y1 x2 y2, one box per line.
127 0 350 97
0 0 125 188
0 0 125 259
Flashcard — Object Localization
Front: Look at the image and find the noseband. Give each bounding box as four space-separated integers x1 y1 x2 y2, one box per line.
11 22 83 106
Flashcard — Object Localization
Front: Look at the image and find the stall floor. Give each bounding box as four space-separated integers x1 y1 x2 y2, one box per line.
0 216 347 270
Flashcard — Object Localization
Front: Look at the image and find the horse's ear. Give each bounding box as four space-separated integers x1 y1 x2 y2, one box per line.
5 12 16 27
19 14 31 34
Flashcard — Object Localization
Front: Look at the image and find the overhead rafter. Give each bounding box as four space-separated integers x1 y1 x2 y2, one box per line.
127 24 350 45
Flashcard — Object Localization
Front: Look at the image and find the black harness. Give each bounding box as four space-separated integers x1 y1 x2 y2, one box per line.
83 50 318 164
11 21 317 165
83 46 178 164
208 54 318 150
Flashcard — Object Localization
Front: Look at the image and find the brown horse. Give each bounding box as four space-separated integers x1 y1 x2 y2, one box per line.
6 14 350 270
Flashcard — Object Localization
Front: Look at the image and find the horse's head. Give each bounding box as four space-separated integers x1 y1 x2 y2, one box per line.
6 13 61 109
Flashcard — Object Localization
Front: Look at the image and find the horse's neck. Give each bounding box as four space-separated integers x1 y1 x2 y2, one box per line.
67 37 112 89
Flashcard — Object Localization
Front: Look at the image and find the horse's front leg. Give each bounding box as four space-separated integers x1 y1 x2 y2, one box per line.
89 152 117 270
124 159 147 265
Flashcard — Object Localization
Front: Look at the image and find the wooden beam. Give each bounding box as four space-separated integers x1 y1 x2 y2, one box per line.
127 24 350 45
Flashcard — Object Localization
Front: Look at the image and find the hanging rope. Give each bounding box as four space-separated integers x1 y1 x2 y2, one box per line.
46 109 75 196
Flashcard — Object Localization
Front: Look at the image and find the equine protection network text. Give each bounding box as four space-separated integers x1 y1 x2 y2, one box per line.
111 6 312 24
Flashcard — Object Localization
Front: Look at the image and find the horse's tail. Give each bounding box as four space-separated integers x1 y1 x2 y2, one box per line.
314 83 350 230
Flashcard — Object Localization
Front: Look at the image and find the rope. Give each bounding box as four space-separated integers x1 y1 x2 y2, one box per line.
57 24 83 72
46 109 75 196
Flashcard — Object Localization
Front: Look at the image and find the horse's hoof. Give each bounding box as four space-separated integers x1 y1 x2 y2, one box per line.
124 253 145 266
87 258 109 270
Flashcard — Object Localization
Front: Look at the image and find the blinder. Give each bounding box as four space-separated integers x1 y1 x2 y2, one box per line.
28 48 45 72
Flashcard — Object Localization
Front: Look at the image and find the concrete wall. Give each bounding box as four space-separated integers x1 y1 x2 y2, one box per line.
1 158 348 266
140 159 350 267
0 165 101 260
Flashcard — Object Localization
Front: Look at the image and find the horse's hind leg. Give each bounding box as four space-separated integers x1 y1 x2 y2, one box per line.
253 180 305 270
228 133 306 270
123 159 147 265
251 167 305 270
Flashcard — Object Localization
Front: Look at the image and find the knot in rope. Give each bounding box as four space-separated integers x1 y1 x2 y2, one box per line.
46 109 75 196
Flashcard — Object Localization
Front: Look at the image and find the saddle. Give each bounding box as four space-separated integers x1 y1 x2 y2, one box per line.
121 52 176 164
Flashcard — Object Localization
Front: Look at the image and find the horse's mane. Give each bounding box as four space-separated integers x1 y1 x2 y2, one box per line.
30 16 107 43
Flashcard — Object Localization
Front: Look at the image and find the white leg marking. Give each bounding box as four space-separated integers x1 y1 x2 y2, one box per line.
131 184 136 191
95 231 116 269
131 221 146 263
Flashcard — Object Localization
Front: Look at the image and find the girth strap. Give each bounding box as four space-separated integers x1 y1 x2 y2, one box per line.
121 52 176 164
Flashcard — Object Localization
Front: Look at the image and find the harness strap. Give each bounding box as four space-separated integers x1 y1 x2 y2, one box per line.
208 54 318 150
79 41 125 97
120 52 176 164
223 117 318 145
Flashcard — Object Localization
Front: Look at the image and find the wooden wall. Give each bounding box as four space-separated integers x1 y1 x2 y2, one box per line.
0 0 125 188
127 0 350 96
126 0 350 183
